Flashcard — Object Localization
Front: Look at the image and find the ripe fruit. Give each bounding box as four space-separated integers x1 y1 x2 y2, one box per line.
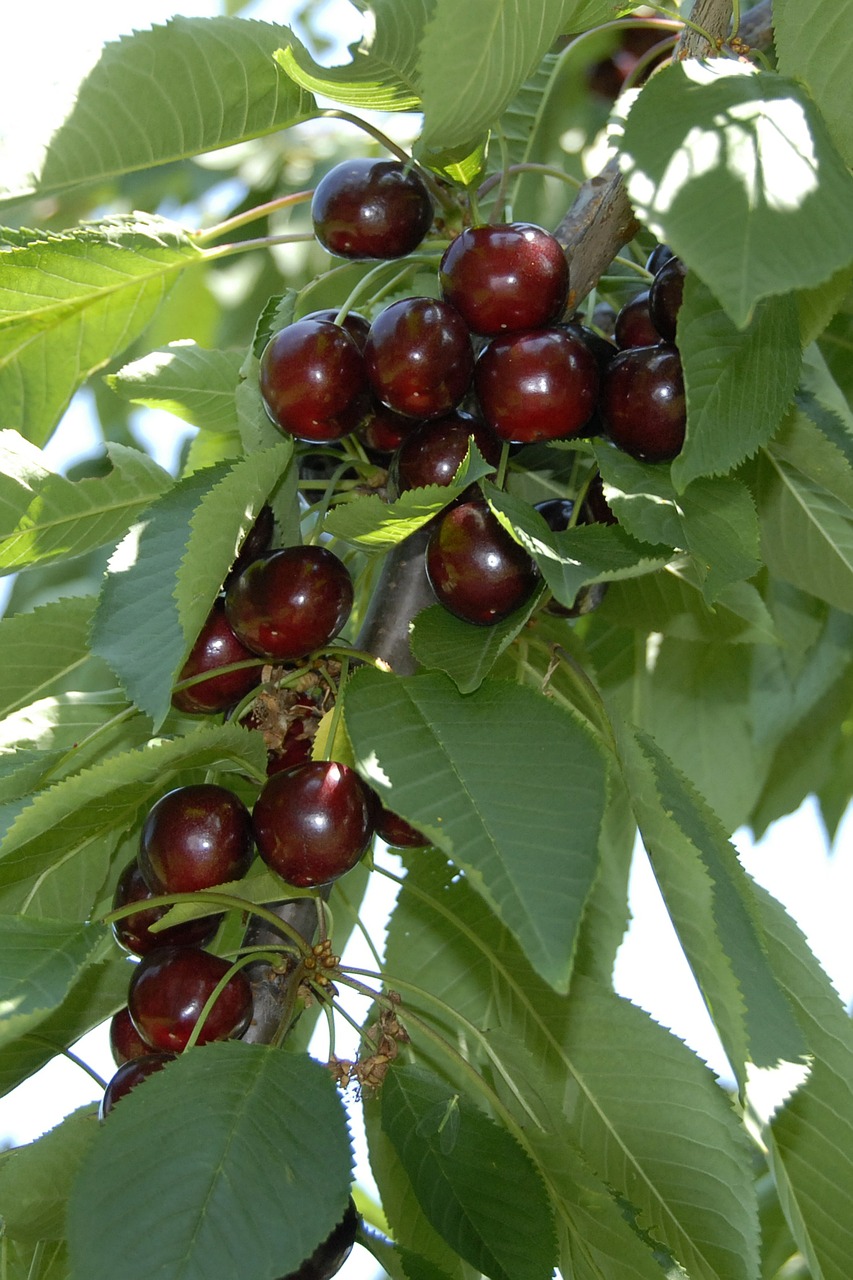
375 804 429 849
439 222 569 335
226 504 276 584
601 343 686 462
474 328 599 443
311 158 433 260
426 498 539 625
614 290 660 349
253 761 375 887
111 860 219 957
648 255 686 342
388 411 501 495
259 319 369 443
109 1006 153 1066
128 945 253 1052
357 400 416 457
299 309 371 351
138 783 254 895
171 598 262 715
100 1053 175 1118
364 297 474 420
225 546 354 662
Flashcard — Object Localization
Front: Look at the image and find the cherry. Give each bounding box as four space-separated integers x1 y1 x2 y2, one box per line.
613 290 660 349
128 945 253 1052
601 343 686 462
138 783 254 895
388 411 501 496
109 1006 153 1066
252 761 375 888
439 222 569 335
560 322 618 377
171 598 262 716
259 319 369 443
100 1053 175 1118
581 473 618 526
646 242 675 276
426 498 539 625
364 297 474 420
111 860 220 957
375 804 429 849
648 256 686 342
357 400 417 458
311 158 433 260
225 546 353 662
226 504 276 584
278 1200 359 1280
474 327 599 444
299 309 371 351
265 716 318 776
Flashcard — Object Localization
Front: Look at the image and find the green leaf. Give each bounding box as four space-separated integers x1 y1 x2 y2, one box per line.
617 61 853 327
0 1106 99 1242
0 596 110 720
0 434 171 575
0 721 266 917
0 216 201 445
0 916 107 1048
418 0 615 151
774 0 853 168
67 1042 353 1280
35 18 316 197
107 343 244 434
597 569 778 645
381 1064 557 1280
344 667 607 990
673 277 801 487
275 0 425 111
409 587 545 693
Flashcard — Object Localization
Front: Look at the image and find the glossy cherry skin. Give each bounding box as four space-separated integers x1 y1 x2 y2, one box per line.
646 242 675 276
614 291 661 349
259 319 369 443
252 761 375 888
388 411 501 496
225 546 354 662
128 945 253 1053
100 1053 175 1118
474 328 599 443
601 344 686 463
109 1006 153 1066
112 860 219 957
312 158 433 260
649 256 686 342
426 499 539 625
439 223 569 335
138 783 254 895
278 1200 359 1280
299 309 371 352
364 298 474 420
357 399 416 458
172 598 262 716
375 804 429 849
226 504 276 584
581 472 618 526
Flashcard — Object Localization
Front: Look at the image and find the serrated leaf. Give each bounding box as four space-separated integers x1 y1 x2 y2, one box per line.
67 1043 352 1280
0 1106 99 1242
0 433 171 575
774 0 853 168
35 19 316 197
344 667 606 990
382 1065 557 1280
0 721 266 917
597 569 778 645
673 277 801 487
0 215 201 445
107 343 243 434
0 596 110 720
617 61 853 327
0 916 107 1048
409 586 544 693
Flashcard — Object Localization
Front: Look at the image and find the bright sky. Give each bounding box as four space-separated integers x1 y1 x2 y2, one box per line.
1 8 852 1272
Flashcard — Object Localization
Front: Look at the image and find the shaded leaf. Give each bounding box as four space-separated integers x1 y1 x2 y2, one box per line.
409 587 545 693
0 1106 99 1242
774 0 853 168
0 917 107 1048
0 597 110 720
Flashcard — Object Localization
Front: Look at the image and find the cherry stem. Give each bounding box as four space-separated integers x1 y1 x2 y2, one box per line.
640 2 718 47
192 190 314 245
304 458 360 544
476 163 582 205
319 655 350 762
332 879 384 971
318 110 454 214
28 1035 107 1090
202 231 315 263
183 951 268 1053
622 35 678 92
495 441 511 491
486 129 511 224
105 891 315 957
171 656 268 695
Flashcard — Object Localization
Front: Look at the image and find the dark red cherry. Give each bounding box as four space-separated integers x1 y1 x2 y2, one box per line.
426 499 539 625
535 498 576 532
614 291 661 349
364 298 474 420
128 945 253 1053
265 716 318 776
581 473 618 526
474 328 599 444
388 412 501 495
172 598 262 716
357 400 417 457
109 1006 153 1066
375 805 429 849
439 223 569 335
312 158 433 260
138 783 254 895
299 309 371 351
649 256 686 342
601 344 686 462
560 322 618 376
645 243 675 276
226 505 276 584
100 1053 175 1118
278 1200 359 1280
225 546 353 662
252 761 375 888
112 860 219 957
259 319 369 443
